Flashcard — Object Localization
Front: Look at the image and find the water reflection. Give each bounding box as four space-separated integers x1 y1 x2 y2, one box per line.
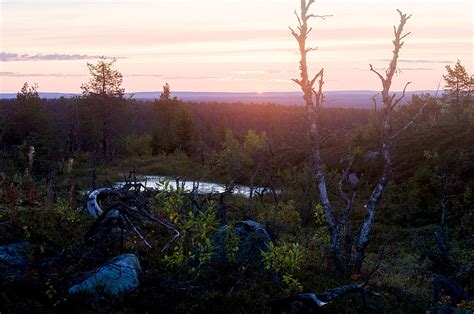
116 175 275 197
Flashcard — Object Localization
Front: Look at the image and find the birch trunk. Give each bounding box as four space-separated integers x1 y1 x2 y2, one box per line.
353 10 412 272
291 0 340 258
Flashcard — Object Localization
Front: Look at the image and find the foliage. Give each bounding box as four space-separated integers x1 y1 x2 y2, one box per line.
212 130 269 183
262 241 305 293
0 89 473 312
257 201 301 236
4 82 52 146
151 86 185 154
123 134 153 157
154 181 220 273
160 83 172 101
81 57 124 97
405 166 442 223
79 57 128 157
223 223 240 263
442 60 473 120
174 106 194 154
311 203 331 247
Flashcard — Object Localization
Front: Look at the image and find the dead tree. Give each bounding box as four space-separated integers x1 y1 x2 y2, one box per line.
291 1 429 276
290 0 339 266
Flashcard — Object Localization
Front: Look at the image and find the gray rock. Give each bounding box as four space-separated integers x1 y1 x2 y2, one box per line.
348 173 359 185
69 254 141 298
213 220 271 265
0 242 30 266
366 150 380 161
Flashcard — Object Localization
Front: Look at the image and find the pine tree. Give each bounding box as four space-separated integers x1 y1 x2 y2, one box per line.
443 60 473 120
10 82 52 145
174 107 194 154
152 83 182 153
80 57 126 157
81 57 124 97
160 83 171 101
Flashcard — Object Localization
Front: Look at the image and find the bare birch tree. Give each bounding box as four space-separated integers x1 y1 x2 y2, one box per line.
291 1 429 276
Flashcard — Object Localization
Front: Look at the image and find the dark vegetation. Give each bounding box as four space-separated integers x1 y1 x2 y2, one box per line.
1 72 472 313
1 5 473 314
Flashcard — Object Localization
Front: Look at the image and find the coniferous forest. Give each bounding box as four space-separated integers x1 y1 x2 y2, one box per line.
0 1 473 313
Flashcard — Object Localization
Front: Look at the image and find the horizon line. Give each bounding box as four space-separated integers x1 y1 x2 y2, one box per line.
0 89 438 95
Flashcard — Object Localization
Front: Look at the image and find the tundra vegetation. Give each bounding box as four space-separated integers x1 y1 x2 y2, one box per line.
0 1 473 313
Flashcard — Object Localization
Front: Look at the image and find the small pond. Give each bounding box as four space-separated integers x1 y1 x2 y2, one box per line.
115 175 278 197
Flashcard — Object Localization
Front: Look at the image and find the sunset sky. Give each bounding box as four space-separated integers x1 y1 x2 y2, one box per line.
0 0 472 93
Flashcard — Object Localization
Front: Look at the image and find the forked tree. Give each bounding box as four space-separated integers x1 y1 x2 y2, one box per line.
291 0 429 276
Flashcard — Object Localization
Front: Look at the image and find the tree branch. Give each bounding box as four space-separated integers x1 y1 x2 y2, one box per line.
309 68 324 88
369 64 385 84
338 156 354 207
292 78 303 88
307 14 333 20
371 92 379 111
392 81 411 108
288 27 299 40
390 99 429 140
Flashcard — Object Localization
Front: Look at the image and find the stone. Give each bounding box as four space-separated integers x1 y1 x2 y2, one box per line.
69 254 141 298
348 173 359 185
213 220 272 265
0 242 30 266
366 150 380 161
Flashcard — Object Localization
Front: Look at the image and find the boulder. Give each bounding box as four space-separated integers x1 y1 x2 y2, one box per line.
213 220 272 265
0 242 30 266
348 173 359 185
366 150 380 161
69 254 141 298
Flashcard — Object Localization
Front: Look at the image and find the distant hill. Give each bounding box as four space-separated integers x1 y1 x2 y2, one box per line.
0 90 436 108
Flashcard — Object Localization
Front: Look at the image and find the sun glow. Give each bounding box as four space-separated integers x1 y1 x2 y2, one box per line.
0 0 472 92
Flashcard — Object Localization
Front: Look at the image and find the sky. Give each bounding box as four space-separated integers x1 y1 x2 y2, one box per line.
0 0 472 93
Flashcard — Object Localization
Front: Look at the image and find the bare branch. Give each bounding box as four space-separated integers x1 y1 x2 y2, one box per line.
319 283 366 301
314 69 325 109
288 26 299 40
389 92 397 105
400 32 411 41
294 10 302 27
309 68 324 88
338 156 354 207
307 14 333 20
392 81 411 108
397 9 412 21
371 92 379 111
290 0 340 270
305 47 318 54
391 99 429 140
369 64 385 84
355 9 412 273
364 234 391 282
305 0 315 13
292 78 303 88
121 214 152 249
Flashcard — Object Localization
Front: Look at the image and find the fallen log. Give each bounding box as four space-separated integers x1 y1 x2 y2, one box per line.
271 282 366 313
85 188 121 218
84 185 180 253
